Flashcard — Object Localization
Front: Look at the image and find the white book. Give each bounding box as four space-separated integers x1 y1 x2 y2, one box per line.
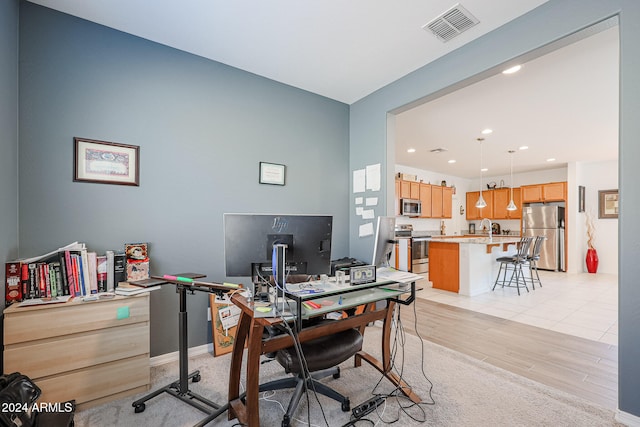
115 285 161 296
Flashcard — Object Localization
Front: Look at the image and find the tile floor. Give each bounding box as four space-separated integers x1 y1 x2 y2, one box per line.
416 270 618 346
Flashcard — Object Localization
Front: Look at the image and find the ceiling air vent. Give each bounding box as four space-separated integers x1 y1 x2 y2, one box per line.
430 148 448 153
423 3 479 42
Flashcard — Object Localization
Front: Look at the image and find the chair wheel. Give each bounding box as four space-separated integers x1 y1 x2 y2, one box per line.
133 403 145 413
342 398 350 412
333 367 341 379
192 374 201 382
282 414 290 427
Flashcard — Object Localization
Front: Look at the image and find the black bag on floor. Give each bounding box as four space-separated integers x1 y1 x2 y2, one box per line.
0 372 41 427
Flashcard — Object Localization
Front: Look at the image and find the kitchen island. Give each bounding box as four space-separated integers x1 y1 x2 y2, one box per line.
429 235 521 296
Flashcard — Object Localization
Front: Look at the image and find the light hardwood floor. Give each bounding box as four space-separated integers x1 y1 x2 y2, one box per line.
399 298 618 410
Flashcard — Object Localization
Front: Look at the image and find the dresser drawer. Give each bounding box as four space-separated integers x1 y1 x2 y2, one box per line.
4 294 149 344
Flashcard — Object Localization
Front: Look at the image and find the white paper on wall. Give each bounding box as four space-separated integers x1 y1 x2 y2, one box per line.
366 163 381 191
353 169 366 193
365 197 378 206
355 197 364 205
362 209 375 219
359 222 374 237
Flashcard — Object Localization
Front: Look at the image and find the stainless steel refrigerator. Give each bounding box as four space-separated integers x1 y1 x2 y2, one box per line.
522 205 565 271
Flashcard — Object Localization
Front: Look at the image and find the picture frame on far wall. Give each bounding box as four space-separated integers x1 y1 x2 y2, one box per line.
578 185 585 212
74 137 140 186
598 189 619 219
259 162 286 186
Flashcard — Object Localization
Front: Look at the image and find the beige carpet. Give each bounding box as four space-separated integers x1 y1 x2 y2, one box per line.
75 325 621 426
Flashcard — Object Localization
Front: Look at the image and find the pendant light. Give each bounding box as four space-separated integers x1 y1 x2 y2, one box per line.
506 150 517 211
475 138 487 208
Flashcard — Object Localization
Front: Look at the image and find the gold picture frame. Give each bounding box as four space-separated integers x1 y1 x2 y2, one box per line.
74 137 140 186
598 189 618 219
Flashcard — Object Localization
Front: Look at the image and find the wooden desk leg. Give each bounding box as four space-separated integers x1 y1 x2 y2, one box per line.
228 311 251 421
355 301 422 404
245 321 264 427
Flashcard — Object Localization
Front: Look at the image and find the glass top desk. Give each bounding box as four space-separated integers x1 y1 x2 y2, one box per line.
224 278 422 427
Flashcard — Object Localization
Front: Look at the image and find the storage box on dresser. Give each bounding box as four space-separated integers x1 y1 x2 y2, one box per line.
3 293 150 410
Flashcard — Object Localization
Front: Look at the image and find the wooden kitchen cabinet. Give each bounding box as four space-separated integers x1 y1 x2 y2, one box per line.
429 241 459 293
466 190 493 220
419 183 432 218
492 187 521 219
442 186 452 218
431 185 443 217
400 179 420 199
521 182 566 202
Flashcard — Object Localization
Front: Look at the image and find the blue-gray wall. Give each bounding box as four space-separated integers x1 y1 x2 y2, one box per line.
0 0 19 299
0 0 19 374
17 3 350 356
349 0 639 419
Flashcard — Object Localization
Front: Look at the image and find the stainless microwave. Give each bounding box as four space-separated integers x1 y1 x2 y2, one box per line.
400 199 422 217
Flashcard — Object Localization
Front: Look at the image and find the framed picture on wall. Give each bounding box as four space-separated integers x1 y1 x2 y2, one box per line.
578 185 585 212
598 189 618 219
74 137 140 186
259 162 286 185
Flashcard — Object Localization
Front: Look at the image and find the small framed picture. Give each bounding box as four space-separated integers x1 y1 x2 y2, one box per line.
74 137 139 186
598 189 619 219
578 185 585 212
259 162 286 186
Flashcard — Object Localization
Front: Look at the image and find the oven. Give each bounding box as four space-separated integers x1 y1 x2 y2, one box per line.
411 236 431 274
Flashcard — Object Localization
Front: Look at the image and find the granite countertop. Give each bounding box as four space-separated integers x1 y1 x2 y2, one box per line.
430 235 521 245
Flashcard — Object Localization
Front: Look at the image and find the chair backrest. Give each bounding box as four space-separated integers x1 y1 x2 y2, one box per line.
517 236 534 259
530 236 546 259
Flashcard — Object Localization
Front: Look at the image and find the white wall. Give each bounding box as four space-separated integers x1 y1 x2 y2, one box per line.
574 160 618 274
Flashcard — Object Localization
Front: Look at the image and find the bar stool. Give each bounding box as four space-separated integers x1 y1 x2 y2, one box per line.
525 236 546 289
493 236 533 295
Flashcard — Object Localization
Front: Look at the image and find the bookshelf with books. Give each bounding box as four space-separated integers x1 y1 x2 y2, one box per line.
3 293 151 409
4 242 151 307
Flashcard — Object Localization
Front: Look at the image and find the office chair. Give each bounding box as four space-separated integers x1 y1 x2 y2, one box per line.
260 320 363 427
493 236 534 295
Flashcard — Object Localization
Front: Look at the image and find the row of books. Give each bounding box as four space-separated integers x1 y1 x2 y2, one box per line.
4 242 148 305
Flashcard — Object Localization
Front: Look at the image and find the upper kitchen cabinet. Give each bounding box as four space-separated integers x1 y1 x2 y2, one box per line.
521 182 567 203
419 183 432 218
466 191 493 220
400 180 420 199
442 186 453 218
492 187 522 219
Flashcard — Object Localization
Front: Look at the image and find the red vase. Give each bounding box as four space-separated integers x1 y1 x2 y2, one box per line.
586 248 599 273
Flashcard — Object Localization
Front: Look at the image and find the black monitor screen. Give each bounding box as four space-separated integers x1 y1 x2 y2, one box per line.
224 214 333 278
371 216 396 268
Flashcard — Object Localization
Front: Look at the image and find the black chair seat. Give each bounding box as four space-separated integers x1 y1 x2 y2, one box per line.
276 327 363 373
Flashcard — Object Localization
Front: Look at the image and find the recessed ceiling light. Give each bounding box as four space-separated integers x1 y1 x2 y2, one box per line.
448 159 456 164
407 148 416 153
502 65 522 74
519 146 529 150
481 168 488 172
546 158 556 162
481 128 493 135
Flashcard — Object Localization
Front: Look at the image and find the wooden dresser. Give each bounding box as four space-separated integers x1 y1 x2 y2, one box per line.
3 294 150 409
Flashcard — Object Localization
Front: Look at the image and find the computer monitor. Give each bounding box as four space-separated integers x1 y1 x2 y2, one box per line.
371 216 396 268
223 214 333 284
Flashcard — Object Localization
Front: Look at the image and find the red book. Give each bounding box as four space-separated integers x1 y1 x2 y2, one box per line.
4 262 22 304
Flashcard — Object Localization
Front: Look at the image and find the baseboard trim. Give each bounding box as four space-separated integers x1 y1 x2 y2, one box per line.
617 409 640 426
150 343 214 367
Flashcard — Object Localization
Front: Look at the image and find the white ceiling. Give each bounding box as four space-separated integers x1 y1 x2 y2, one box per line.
26 0 547 104
26 0 617 179
395 25 619 179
